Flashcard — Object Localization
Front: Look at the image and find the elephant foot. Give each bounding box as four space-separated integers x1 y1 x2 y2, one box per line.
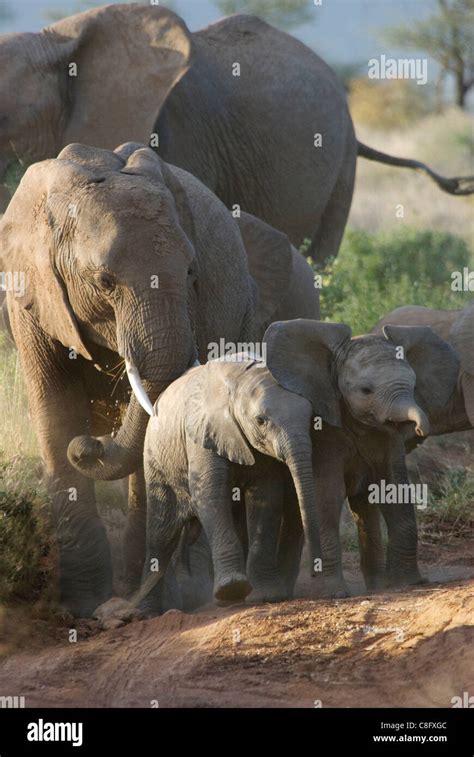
93 597 142 630
320 576 350 599
138 588 169 618
214 573 252 603
139 599 162 618
248 579 289 604
59 517 113 618
387 570 426 588
332 588 350 599
363 573 388 592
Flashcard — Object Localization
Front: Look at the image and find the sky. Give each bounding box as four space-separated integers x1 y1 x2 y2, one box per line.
0 0 435 66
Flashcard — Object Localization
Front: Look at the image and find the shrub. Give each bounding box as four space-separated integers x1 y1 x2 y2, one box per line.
419 468 474 543
0 457 55 605
349 77 435 130
3 160 26 197
308 227 473 334
0 340 37 458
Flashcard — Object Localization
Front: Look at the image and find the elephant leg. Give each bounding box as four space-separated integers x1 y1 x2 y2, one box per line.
188 445 251 603
123 467 147 594
378 502 422 586
277 472 303 598
348 494 386 590
245 460 287 603
308 133 356 265
9 304 112 616
233 496 249 560
313 441 349 598
380 442 423 586
139 481 183 616
319 495 347 598
173 526 214 611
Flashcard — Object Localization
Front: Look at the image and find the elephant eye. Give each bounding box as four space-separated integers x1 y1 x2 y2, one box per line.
255 415 267 426
94 272 116 293
360 386 373 395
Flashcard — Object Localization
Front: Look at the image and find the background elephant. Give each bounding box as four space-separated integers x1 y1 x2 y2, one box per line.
263 319 432 597
374 303 474 435
0 4 471 261
0 142 318 616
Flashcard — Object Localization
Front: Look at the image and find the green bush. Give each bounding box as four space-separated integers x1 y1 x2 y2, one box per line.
0 458 55 604
309 227 473 334
3 160 26 196
419 468 474 543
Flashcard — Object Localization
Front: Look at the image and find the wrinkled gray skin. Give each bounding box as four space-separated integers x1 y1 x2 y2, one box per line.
374 303 474 436
0 142 318 616
0 5 472 261
264 319 432 597
138 339 332 614
357 305 474 591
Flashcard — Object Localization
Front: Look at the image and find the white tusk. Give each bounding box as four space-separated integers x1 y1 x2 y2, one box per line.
125 360 155 417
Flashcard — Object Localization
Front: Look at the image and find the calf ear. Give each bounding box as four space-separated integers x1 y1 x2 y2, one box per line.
450 304 474 425
264 319 351 428
236 212 292 334
185 363 255 466
382 325 460 415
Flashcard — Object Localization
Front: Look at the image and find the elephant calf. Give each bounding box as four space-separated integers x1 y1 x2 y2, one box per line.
138 333 348 613
264 319 434 596
373 303 474 440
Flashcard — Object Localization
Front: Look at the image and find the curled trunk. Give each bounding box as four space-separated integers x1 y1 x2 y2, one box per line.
387 397 430 437
68 387 157 480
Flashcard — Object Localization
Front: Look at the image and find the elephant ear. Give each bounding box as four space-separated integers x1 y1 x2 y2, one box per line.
264 319 351 427
383 325 460 416
0 162 93 360
50 4 192 150
237 212 293 334
185 362 255 466
450 303 474 425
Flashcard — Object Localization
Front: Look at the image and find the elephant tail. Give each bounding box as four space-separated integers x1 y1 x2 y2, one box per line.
357 141 474 196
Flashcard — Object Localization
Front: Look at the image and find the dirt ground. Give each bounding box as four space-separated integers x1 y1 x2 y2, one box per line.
0 534 472 709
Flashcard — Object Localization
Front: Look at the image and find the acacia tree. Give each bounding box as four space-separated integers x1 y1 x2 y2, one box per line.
382 0 474 109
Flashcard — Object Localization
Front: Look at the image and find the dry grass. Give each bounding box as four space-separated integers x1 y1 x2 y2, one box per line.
0 336 37 459
350 108 474 239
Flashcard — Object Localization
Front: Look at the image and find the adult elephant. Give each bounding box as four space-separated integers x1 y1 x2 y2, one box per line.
0 5 472 262
0 141 319 616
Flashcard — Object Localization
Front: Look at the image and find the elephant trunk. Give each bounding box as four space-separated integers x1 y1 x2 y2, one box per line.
282 435 321 577
387 397 430 437
68 307 195 480
68 389 156 481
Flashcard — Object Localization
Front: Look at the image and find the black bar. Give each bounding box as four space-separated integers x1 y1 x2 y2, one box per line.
0 708 471 755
